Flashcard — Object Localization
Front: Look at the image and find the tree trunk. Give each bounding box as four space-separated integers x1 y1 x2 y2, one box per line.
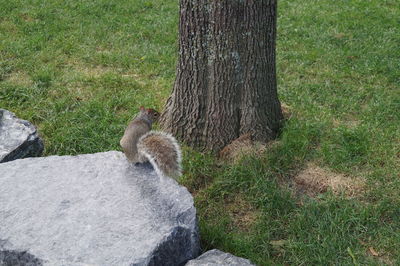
160 0 283 152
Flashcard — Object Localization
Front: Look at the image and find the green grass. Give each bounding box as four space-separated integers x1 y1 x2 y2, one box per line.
1 0 399 265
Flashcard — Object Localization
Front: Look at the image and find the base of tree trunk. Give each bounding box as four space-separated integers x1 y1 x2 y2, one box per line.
160 0 283 152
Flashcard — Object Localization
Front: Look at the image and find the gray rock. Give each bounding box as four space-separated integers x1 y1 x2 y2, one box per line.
0 109 44 163
0 151 200 265
185 249 255 266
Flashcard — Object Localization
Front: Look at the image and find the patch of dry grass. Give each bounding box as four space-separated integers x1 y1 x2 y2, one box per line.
292 163 365 198
225 194 260 232
5 72 33 87
219 134 267 164
281 102 292 120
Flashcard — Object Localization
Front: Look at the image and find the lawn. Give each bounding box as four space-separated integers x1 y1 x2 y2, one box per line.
1 0 399 265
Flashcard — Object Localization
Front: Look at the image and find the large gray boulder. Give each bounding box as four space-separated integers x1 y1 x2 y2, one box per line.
0 109 44 163
185 249 255 266
0 151 200 265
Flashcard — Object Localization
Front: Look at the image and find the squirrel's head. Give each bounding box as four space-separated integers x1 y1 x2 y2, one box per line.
139 106 160 122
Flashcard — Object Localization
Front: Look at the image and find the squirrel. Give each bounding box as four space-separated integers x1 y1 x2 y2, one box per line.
120 106 182 179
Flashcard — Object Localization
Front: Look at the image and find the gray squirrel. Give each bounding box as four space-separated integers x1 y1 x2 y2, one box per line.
120 106 182 179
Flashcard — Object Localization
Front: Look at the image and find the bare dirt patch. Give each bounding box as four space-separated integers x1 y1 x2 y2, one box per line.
292 163 365 197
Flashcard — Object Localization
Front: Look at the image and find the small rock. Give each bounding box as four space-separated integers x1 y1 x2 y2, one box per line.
0 109 44 163
185 249 255 266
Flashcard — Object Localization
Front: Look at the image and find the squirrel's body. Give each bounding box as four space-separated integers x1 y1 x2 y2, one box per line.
120 116 151 162
120 107 182 179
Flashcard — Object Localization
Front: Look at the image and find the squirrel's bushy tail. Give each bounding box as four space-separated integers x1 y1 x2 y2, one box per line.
137 131 182 179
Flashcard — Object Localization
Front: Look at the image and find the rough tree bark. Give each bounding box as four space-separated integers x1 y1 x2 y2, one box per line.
160 0 283 152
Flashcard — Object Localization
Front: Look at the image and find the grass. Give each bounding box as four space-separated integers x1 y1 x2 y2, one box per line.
1 0 399 265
